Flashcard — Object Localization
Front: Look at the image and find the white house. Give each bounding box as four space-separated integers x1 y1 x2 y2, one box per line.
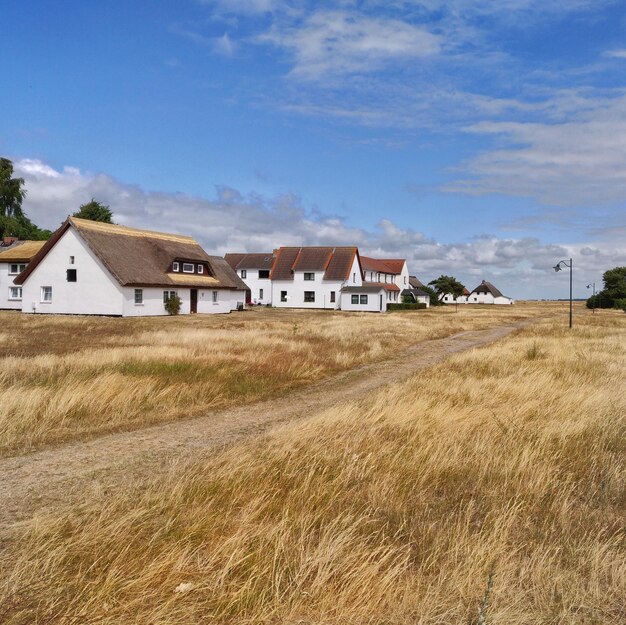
440 287 470 304
224 253 275 305
361 257 410 292
466 280 514 305
14 217 247 316
0 239 46 310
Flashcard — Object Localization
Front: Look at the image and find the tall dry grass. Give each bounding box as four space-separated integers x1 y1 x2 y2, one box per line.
0 303 553 455
1 309 624 623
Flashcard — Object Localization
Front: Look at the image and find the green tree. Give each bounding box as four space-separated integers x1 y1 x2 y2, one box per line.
0 157 51 240
73 199 113 223
428 275 466 299
417 284 442 306
587 267 626 309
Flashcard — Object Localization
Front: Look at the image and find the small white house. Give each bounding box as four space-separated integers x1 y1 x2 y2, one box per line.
440 287 470 304
466 280 514 305
361 257 411 292
14 217 247 316
225 252 275 305
0 239 46 310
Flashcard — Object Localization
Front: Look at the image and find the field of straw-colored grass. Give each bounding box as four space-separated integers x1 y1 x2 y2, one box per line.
0 303 552 456
1 308 624 624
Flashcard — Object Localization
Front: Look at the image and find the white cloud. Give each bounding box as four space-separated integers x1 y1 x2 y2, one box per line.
445 92 626 206
13 158 625 299
605 49 626 59
259 10 441 80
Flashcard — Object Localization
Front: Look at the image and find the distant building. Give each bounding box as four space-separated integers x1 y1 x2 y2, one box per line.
0 240 46 310
466 280 514 305
225 253 275 305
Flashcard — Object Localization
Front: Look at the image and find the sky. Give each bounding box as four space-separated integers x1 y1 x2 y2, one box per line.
2 0 626 299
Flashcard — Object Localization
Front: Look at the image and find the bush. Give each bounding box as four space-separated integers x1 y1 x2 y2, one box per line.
164 295 182 315
388 303 427 311
614 298 626 313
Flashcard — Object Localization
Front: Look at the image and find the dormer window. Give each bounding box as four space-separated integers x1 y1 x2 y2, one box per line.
173 262 180 272
198 265 204 274
182 263 194 273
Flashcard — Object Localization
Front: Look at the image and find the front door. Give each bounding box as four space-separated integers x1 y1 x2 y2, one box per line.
190 289 198 314
380 294 383 311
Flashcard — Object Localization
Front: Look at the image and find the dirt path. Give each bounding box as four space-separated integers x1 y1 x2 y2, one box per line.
0 320 534 531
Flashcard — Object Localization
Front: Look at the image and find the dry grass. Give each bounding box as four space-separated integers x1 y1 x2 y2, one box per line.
0 303 555 456
1 308 624 624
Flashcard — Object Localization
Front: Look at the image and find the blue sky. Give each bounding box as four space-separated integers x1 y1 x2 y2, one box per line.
2 0 626 298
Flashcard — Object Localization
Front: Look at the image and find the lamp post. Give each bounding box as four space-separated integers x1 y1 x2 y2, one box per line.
586 282 596 314
553 258 573 329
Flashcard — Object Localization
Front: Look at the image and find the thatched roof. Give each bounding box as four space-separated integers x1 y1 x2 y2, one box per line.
470 280 504 298
408 275 424 289
15 218 247 290
0 241 46 263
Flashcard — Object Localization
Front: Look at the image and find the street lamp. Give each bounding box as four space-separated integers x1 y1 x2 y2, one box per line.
586 282 596 314
553 258 573 328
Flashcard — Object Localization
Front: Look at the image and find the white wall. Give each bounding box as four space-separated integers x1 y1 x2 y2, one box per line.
0 263 26 310
21 228 125 315
197 289 246 314
340 289 386 312
466 292 513 305
237 268 272 305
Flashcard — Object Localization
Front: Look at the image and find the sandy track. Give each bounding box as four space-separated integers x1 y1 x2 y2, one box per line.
0 320 533 530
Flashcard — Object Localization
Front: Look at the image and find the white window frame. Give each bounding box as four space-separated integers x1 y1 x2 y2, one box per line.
9 263 26 275
134 288 143 305
304 272 315 281
280 291 287 302
198 264 204 274
172 262 180 272
41 286 52 303
304 291 315 303
182 263 194 274
9 286 22 301
351 294 359 305
241 269 247 278
360 294 368 305
163 290 177 304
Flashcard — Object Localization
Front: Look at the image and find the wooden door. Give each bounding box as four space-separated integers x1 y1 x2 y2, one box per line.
190 289 198 314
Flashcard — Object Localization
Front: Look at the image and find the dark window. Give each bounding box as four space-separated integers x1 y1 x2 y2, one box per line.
304 291 315 302
360 295 368 304
241 269 247 279
163 290 176 303
172 262 180 272
259 288 264 299
351 294 359 304
259 269 270 279
281 291 287 302
134 289 143 305
330 291 336 303
304 272 315 281
66 269 77 282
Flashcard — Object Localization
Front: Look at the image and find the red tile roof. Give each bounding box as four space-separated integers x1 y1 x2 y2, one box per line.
271 247 359 281
225 253 275 270
360 256 406 275
362 281 400 292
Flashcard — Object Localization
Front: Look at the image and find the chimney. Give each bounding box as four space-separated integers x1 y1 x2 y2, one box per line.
2 236 18 247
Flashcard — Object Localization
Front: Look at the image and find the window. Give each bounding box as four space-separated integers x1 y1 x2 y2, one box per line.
241 269 247 279
360 295 368 305
304 272 315 281
404 276 407 284
69 256 75 265
163 290 176 303
212 291 218 303
304 291 315 302
259 269 270 279
9 286 22 300
351 294 359 304
134 289 143 305
281 291 287 302
377 273 381 282
41 286 52 303
198 265 204 274
9 263 25 275
259 288 264 299
173 262 180 272
330 291 336 303
66 269 77 282
182 263 194 273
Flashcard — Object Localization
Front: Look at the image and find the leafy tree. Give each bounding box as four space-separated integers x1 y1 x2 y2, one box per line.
428 275 466 299
73 199 113 223
586 267 626 309
0 157 51 240
417 284 442 306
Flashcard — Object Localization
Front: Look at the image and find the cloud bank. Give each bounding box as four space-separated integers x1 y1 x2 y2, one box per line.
14 158 625 299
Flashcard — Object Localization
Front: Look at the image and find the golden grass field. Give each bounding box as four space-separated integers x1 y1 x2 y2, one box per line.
1 304 624 624
0 303 554 456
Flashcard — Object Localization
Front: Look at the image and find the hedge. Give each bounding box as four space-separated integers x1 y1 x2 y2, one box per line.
388 302 427 311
